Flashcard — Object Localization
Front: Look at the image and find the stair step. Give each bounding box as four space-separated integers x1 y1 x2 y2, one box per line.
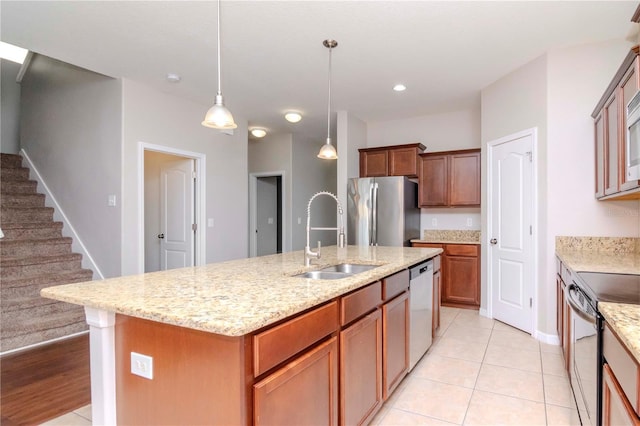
1 310 87 352
0 154 23 168
0 179 37 194
1 268 93 290
1 253 83 280
0 237 73 257
0 222 64 240
1 206 54 223
1 193 45 208
1 167 30 181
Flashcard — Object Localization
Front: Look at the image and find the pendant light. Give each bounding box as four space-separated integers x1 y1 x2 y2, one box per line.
317 39 338 160
202 0 237 129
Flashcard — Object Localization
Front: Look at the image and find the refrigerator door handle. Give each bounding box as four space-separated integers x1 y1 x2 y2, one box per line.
372 182 379 246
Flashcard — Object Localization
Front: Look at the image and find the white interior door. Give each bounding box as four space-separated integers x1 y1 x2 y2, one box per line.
160 158 195 270
256 176 278 256
489 131 534 333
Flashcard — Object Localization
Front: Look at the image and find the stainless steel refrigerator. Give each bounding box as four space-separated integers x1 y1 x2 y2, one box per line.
347 176 420 246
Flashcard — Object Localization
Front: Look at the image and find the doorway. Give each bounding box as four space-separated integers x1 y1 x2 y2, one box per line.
487 128 538 334
140 143 206 273
249 172 285 257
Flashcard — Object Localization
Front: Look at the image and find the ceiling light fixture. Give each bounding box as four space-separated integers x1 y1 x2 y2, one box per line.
250 128 267 138
166 73 181 83
317 39 338 160
201 0 237 130
284 111 302 123
393 84 406 92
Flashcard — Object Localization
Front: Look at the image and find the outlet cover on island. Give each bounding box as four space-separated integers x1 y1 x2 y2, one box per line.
131 352 153 380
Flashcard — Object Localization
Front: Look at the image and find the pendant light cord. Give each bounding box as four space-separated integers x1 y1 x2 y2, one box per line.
217 0 222 97
326 44 332 140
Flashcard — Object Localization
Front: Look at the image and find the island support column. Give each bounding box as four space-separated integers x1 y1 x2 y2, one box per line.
85 307 116 425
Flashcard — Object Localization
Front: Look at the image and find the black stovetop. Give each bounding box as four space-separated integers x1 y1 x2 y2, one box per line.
576 272 640 305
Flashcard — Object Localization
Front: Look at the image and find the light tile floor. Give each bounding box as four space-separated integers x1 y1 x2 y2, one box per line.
41 307 579 425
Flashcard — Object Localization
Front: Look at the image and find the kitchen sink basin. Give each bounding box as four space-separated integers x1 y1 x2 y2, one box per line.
319 263 380 274
294 271 352 280
293 263 381 280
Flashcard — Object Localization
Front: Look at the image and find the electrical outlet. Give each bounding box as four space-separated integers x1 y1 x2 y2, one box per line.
208 218 214 227
466 218 473 227
298 217 302 225
268 217 274 225
107 194 116 207
431 218 437 227
131 352 153 380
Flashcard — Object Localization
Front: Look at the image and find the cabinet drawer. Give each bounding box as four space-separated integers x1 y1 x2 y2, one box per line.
603 323 640 416
382 270 409 301
445 244 478 257
254 301 339 377
341 281 382 326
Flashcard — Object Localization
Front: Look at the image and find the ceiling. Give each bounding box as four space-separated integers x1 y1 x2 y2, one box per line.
2 1 638 142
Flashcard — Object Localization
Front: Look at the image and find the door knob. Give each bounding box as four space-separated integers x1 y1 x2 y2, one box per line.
158 233 165 239
490 238 497 245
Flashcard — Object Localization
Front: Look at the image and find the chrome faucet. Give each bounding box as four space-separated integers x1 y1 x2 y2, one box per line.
305 191 346 266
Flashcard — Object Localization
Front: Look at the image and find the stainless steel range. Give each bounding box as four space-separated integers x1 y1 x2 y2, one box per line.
569 272 640 426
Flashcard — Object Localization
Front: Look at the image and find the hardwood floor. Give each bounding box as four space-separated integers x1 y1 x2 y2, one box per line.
1 333 91 425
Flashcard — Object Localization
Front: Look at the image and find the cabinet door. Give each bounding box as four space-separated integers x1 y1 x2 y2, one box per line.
595 112 606 198
382 292 409 400
419 155 448 207
602 363 640 426
449 151 481 206
340 310 383 426
604 92 620 196
389 147 419 177
432 270 441 338
254 337 338 426
442 253 479 308
360 150 388 177
621 59 640 192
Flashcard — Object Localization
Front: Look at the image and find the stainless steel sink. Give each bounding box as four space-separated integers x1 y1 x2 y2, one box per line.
293 263 381 280
319 263 379 274
294 271 352 280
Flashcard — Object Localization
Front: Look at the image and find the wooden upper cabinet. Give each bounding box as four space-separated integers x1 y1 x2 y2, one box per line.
359 143 425 178
593 46 640 199
419 149 480 208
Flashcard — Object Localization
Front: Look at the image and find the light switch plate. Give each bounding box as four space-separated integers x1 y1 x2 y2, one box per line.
131 352 153 380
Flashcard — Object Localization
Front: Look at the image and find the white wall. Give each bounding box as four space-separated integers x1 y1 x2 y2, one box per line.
545 40 639 332
121 79 248 275
291 134 338 251
248 133 293 252
420 208 481 232
481 39 640 338
20 54 122 277
1 59 22 154
366 108 480 152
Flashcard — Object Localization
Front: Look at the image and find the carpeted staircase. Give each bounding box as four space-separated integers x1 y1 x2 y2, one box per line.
0 153 93 353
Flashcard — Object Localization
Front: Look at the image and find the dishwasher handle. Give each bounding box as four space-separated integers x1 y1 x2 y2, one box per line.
410 260 433 280
566 283 597 325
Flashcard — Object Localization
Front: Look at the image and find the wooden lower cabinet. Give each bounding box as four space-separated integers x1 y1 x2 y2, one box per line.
382 291 409 400
432 269 441 338
254 337 338 426
602 363 640 426
442 245 480 308
340 309 383 426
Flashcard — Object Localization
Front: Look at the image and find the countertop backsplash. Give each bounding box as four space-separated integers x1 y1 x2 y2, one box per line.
555 236 639 254
418 229 481 244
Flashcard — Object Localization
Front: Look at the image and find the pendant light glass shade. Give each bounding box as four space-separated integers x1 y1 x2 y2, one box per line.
202 0 237 130
318 39 338 160
318 138 338 159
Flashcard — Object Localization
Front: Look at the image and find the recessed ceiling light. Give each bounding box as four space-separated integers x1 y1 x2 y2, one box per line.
393 84 406 92
250 128 267 138
166 73 181 83
284 112 302 123
0 41 28 64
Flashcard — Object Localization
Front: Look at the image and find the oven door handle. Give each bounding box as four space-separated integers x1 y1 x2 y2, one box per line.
566 283 597 325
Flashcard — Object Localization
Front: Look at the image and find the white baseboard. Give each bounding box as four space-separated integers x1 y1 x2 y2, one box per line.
20 149 104 279
534 329 561 346
0 330 89 357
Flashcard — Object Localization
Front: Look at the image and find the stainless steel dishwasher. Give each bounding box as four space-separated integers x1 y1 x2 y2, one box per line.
409 259 434 371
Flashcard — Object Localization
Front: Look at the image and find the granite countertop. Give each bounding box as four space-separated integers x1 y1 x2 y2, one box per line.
42 245 441 337
555 248 640 274
412 229 481 245
599 303 640 364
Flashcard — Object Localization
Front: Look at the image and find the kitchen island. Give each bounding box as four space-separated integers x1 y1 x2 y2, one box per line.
42 245 441 425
